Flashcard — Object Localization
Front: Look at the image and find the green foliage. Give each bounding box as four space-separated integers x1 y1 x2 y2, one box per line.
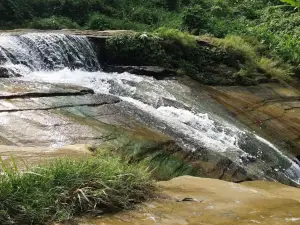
155 28 197 47
98 135 203 181
105 32 241 85
245 7 300 68
152 0 181 11
27 16 80 30
281 0 300 7
0 152 154 224
213 35 293 81
182 5 209 34
258 57 293 81
130 7 160 25
165 0 181 11
86 14 149 31
213 35 257 62
105 33 170 66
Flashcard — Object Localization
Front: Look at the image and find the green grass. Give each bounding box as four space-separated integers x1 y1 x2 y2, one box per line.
0 152 155 225
211 35 293 81
258 57 293 81
213 35 257 62
155 27 197 47
97 135 203 181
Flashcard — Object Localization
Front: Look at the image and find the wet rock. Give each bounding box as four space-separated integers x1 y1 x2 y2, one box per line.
205 83 300 156
0 67 22 78
104 66 177 80
176 197 201 202
0 89 95 100
0 67 10 78
0 29 133 38
0 80 122 147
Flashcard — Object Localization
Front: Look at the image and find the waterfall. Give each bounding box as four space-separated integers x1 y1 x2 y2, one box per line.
0 33 100 77
1 32 300 186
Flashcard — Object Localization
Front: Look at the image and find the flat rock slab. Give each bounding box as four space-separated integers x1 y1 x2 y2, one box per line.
0 79 126 147
0 29 133 38
77 176 300 225
205 83 300 155
0 79 94 97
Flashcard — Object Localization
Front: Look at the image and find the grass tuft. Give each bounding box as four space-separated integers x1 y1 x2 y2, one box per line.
0 151 155 225
155 27 197 47
212 35 293 81
258 57 293 81
212 35 257 63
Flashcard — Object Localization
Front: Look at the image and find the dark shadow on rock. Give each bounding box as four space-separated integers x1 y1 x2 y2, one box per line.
0 66 22 78
103 65 177 80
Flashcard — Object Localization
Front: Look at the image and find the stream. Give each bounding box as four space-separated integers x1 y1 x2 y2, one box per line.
0 33 300 186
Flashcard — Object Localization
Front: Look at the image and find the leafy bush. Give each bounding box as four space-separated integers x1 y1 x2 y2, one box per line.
245 7 300 68
152 0 181 11
0 152 154 224
182 5 209 34
165 0 181 11
27 16 80 30
105 33 170 66
130 7 161 25
86 14 149 31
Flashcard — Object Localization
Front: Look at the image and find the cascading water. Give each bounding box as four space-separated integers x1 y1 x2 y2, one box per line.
1 33 300 186
0 33 100 76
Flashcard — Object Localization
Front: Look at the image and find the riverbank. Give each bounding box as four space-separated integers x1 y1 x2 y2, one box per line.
0 148 155 225
2 145 300 225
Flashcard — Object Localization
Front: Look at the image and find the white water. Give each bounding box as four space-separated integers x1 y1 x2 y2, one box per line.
1 33 300 185
0 33 100 75
22 68 246 153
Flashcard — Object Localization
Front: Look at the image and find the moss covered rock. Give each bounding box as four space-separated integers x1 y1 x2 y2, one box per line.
104 32 269 85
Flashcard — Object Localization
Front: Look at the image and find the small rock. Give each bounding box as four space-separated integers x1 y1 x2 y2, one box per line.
176 197 201 202
0 66 22 78
0 67 11 78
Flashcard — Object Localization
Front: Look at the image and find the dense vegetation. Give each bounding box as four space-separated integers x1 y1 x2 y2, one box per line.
0 152 154 224
0 0 299 82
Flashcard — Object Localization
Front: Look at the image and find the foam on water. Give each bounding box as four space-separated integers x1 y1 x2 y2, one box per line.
20 69 242 151
17 70 274 153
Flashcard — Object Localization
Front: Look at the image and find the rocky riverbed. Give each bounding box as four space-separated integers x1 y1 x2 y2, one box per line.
0 29 300 224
